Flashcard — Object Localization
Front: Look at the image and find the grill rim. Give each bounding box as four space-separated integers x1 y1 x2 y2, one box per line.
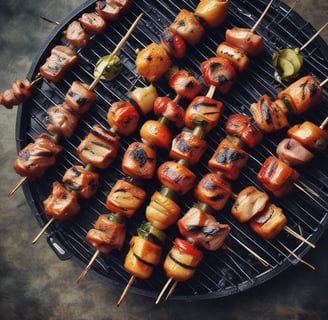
15 0 328 300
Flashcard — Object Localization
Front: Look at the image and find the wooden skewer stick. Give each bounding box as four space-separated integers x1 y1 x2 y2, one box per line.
320 116 328 129
32 217 55 244
320 78 328 87
88 12 143 91
228 234 271 267
33 15 145 244
287 0 300 12
165 279 178 301
8 14 143 198
283 225 316 248
250 0 274 33
8 133 60 197
7 177 27 197
40 15 60 25
300 21 328 51
116 275 136 307
76 249 100 284
277 240 316 270
155 277 174 304
231 193 315 248
293 181 320 198
206 85 216 99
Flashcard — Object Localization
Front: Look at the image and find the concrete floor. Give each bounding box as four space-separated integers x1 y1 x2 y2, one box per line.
0 1 327 319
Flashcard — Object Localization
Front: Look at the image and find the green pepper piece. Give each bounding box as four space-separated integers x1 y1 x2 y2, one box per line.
194 201 214 215
192 125 205 138
137 221 166 245
94 54 123 81
160 186 178 203
108 212 125 224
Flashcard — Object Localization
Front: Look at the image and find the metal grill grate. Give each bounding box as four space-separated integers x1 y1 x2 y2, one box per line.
16 0 328 300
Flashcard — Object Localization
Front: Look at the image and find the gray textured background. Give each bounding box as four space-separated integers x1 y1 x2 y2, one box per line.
0 1 327 319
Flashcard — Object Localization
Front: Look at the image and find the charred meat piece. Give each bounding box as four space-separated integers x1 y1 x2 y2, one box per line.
153 96 185 128
249 203 287 240
250 95 289 133
62 165 99 199
107 101 140 136
157 161 196 195
14 133 62 180
65 80 97 115
194 173 231 211
178 206 231 251
39 45 78 83
140 120 172 150
1 79 31 109
86 213 126 253
95 0 131 21
43 181 80 220
184 96 223 134
231 186 270 223
168 69 202 100
216 41 249 72
76 124 120 169
170 130 207 166
257 156 300 198
63 20 90 48
225 113 263 148
201 56 236 94
225 27 264 56
121 142 157 180
106 178 147 218
277 75 322 115
78 12 107 34
45 103 80 138
170 9 205 45
208 138 248 181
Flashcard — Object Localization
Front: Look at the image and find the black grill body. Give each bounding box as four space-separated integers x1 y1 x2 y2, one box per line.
16 0 328 300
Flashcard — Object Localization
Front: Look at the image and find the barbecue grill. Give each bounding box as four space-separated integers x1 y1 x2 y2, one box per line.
16 0 328 301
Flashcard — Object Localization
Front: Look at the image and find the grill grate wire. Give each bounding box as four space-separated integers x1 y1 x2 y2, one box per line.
16 0 328 300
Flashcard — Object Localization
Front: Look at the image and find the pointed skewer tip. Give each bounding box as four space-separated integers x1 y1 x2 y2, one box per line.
8 176 27 197
116 275 135 307
283 225 316 249
250 0 274 33
155 277 174 304
32 217 55 244
76 249 100 284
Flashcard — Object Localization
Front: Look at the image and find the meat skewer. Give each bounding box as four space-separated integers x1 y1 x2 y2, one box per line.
1 1 132 110
200 0 275 98
117 1 287 304
76 70 203 283
135 0 229 83
116 82 224 306
235 75 328 199
156 172 317 303
155 174 235 303
28 14 145 244
257 115 328 198
8 13 144 197
231 188 315 248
